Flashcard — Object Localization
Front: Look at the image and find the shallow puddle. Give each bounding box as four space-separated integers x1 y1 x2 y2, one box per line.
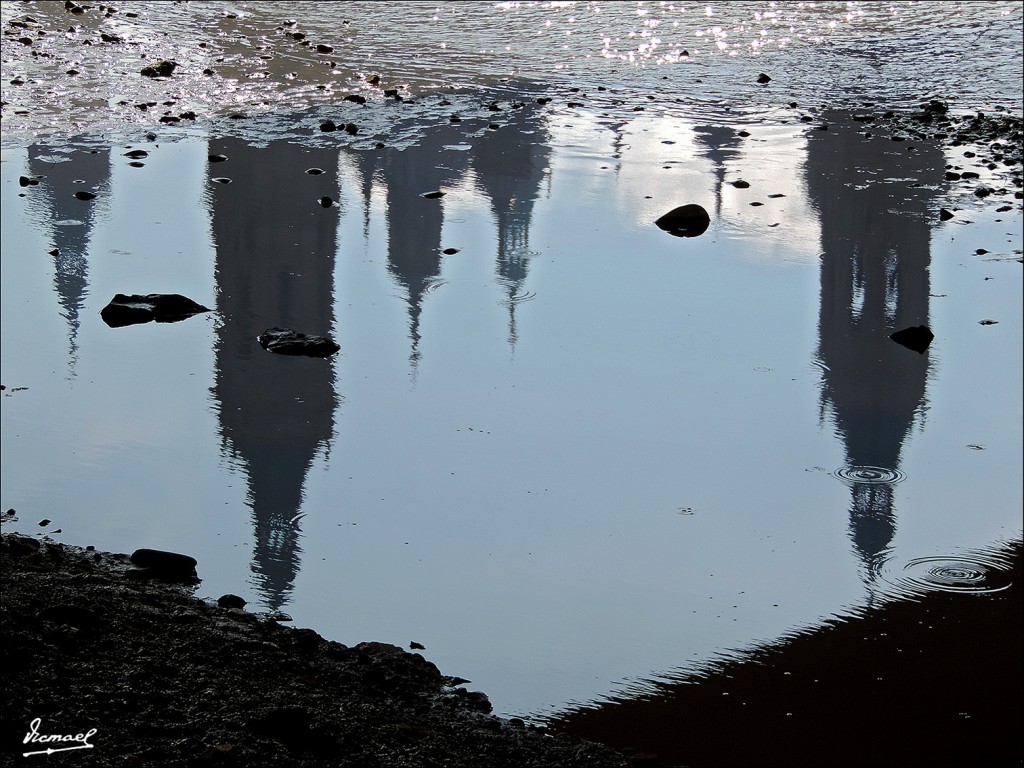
1 2 1022 763
3 103 1020 728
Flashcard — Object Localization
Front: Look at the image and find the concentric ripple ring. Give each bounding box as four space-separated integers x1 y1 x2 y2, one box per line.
831 465 907 485
874 552 1014 597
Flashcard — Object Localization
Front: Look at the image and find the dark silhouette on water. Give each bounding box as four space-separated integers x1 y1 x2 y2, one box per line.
25 142 111 373
207 136 340 612
807 111 938 581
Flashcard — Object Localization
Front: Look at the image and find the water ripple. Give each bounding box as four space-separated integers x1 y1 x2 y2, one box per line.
831 465 907 485
874 551 1014 597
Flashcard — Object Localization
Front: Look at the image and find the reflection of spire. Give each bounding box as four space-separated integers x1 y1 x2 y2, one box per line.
692 125 743 220
25 144 110 373
378 130 468 373
805 111 939 575
207 134 339 611
470 103 551 351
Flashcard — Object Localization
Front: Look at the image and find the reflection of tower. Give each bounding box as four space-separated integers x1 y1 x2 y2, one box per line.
25 144 111 371
470 104 551 349
378 128 469 371
692 125 744 219
207 136 339 611
805 112 939 574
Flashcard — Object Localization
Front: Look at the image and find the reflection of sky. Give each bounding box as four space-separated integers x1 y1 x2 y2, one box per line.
1 114 1021 718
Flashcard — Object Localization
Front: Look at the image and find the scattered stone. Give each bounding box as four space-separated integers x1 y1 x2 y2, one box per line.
208 154 228 163
757 73 772 84
73 191 96 200
320 120 337 132
100 293 211 328
218 594 247 609
319 196 334 207
344 94 366 104
939 208 955 221
130 548 199 582
123 149 148 159
732 180 751 189
655 204 711 238
889 325 934 354
38 519 51 527
410 641 426 650
442 248 460 255
978 319 999 325
316 44 334 53
420 190 445 199
344 122 358 135
140 60 176 78
258 328 340 358
18 176 38 187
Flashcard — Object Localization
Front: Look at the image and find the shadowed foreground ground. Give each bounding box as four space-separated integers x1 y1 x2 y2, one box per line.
0 534 636 768
548 540 1023 768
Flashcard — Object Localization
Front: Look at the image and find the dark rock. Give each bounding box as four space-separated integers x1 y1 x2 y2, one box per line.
410 641 425 650
74 191 96 200
344 122 358 135
208 154 228 163
100 293 211 328
383 88 399 98
420 190 445 199
319 196 334 207
974 186 993 198
140 60 176 78
38 519 51 527
343 94 366 104
978 319 998 325
320 120 337 132
130 548 198 577
442 248 460 255
218 594 247 609
940 208 955 221
889 325 934 354
316 44 333 53
732 180 750 189
258 328 340 358
945 171 961 180
124 149 148 159
655 204 711 238
756 73 771 84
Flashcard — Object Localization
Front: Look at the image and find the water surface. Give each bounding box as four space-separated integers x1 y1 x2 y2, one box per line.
1 0 1022 760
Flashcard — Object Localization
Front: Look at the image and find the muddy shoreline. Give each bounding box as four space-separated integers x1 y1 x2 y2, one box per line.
1 533 638 767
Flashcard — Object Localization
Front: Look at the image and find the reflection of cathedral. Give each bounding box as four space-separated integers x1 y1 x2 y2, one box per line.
207 137 340 611
806 111 939 573
202 96 551 609
25 143 111 371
